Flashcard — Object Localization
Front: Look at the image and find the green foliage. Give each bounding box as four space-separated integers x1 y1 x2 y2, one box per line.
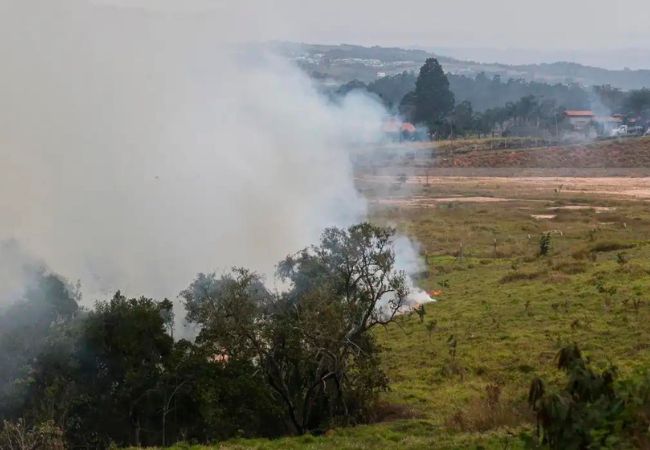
0 260 79 422
623 88 650 116
183 223 408 435
7 181 650 450
408 58 455 134
528 344 650 449
367 71 417 110
450 72 590 113
448 100 475 137
539 233 552 257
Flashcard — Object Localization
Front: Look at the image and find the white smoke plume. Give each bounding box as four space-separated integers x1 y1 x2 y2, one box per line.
0 1 428 330
394 236 435 306
0 241 38 307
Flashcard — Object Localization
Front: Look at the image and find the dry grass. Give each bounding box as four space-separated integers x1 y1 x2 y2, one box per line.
445 384 531 433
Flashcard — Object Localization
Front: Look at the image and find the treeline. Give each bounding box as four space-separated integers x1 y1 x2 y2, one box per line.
336 60 650 138
353 70 590 112
0 224 408 448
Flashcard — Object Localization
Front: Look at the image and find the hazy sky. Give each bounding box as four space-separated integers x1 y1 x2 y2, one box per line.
101 0 650 51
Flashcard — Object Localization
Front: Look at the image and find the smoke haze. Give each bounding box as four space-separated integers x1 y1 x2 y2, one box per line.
0 1 391 313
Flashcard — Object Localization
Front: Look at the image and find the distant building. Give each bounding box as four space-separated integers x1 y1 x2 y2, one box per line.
401 122 416 134
564 110 595 130
381 119 421 141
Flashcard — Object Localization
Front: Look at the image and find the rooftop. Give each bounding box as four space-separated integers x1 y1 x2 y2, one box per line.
565 110 595 117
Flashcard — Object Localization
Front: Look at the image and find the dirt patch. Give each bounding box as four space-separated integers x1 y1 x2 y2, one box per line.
531 214 556 220
548 206 617 213
373 196 512 207
361 175 650 200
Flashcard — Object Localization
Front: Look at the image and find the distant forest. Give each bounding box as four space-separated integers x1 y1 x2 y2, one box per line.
334 60 650 139
288 43 650 90
338 71 594 112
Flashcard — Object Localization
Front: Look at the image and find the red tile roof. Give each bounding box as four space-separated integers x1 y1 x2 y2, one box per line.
401 122 416 133
565 110 595 117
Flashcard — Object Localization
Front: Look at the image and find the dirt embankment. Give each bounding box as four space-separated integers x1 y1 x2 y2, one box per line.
432 137 650 169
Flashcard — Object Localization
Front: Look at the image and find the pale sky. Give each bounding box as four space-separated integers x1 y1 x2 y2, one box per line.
99 0 650 51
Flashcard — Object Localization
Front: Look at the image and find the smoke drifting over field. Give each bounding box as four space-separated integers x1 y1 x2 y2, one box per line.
0 1 427 318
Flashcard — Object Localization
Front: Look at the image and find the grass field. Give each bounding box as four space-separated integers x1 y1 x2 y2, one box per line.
141 171 650 450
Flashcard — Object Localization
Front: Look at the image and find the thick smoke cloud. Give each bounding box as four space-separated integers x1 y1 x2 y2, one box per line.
0 241 39 307
0 1 390 313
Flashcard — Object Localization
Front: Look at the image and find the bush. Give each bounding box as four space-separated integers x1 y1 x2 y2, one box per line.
539 233 552 257
528 344 650 450
0 420 65 450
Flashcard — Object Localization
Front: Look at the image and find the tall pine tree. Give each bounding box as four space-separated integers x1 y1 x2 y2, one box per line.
409 58 455 135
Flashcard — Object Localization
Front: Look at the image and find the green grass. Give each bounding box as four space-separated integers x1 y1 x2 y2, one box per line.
152 422 531 450
134 182 650 449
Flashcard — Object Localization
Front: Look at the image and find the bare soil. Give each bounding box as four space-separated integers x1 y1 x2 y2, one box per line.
361 175 650 201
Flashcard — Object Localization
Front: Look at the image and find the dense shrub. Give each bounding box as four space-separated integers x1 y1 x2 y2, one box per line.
529 344 650 449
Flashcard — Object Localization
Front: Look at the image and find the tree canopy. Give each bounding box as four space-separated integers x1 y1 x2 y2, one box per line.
1 223 409 447
409 58 455 134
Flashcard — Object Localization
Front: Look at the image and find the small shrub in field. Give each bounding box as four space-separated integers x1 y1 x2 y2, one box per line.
415 304 426 323
539 233 551 256
616 252 629 266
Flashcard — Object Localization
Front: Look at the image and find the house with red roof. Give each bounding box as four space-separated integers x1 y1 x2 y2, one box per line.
564 110 595 130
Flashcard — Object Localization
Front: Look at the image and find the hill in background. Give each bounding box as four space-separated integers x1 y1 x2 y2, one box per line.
269 42 650 91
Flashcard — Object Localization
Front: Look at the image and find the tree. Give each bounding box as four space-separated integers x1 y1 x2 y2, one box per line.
409 58 455 135
335 79 368 97
367 71 417 110
74 293 174 447
182 223 409 434
0 265 79 423
623 88 650 117
448 100 475 137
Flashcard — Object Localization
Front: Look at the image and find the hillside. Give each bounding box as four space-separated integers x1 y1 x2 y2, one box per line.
271 42 650 90
357 137 650 175
142 176 650 449
430 137 650 169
